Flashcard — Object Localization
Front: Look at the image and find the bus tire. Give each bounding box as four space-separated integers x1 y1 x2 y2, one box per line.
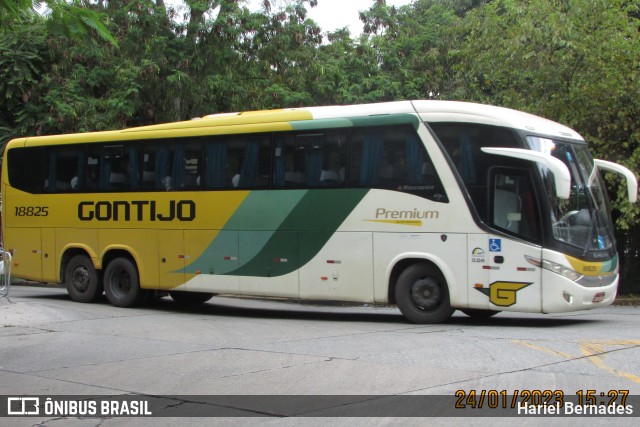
170 291 215 305
65 255 103 303
461 309 500 318
395 262 454 324
103 257 144 307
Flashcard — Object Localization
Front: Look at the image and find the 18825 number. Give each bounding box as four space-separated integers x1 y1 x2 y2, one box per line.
14 206 49 216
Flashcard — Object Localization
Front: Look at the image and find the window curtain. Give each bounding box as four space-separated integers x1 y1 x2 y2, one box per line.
75 153 85 190
155 143 169 189
459 132 477 184
172 142 186 188
100 154 112 190
205 140 227 188
306 149 324 186
359 134 384 186
128 146 138 190
239 140 260 187
405 134 425 184
273 138 286 187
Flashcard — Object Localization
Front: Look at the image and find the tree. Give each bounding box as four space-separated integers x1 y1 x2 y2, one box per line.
0 12 48 145
454 0 640 228
0 0 33 15
1 0 117 46
360 0 462 100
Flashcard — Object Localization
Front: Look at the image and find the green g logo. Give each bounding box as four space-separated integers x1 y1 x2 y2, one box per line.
476 281 531 307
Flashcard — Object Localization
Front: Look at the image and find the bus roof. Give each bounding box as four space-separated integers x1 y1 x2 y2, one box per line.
412 100 584 141
8 100 584 147
204 100 584 141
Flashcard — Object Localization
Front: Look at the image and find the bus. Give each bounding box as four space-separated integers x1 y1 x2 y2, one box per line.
1 101 637 323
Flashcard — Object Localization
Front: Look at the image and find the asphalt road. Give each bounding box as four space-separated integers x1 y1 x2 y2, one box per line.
1 285 639 426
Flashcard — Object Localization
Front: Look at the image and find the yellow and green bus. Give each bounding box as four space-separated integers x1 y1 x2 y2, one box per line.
2 101 637 323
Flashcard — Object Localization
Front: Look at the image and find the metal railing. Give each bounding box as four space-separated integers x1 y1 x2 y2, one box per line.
0 248 12 298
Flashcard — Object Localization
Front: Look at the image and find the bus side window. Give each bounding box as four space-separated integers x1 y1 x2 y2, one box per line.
227 136 270 189
100 145 136 191
273 130 347 189
430 122 522 218
44 147 84 193
77 138 201 193
171 139 202 190
142 141 172 191
7 147 44 194
273 133 305 187
349 125 447 202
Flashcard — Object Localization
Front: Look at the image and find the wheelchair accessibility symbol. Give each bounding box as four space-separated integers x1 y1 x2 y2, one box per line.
489 239 501 252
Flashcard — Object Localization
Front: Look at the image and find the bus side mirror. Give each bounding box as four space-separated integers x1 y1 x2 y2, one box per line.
481 147 571 199
594 159 638 203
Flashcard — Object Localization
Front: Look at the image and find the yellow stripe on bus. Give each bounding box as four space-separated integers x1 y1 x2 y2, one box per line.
565 254 616 277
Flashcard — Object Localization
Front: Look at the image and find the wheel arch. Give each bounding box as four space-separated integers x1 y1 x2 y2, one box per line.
101 247 140 279
386 253 459 306
60 245 99 284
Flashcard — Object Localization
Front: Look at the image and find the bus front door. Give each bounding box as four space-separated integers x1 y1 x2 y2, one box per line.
483 168 543 313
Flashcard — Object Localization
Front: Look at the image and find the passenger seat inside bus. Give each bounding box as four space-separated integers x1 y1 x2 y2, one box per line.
319 169 339 186
142 171 155 190
109 172 126 190
494 188 521 233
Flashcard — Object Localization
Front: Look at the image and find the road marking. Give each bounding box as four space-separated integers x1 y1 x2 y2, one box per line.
578 340 640 384
512 339 574 359
513 339 640 384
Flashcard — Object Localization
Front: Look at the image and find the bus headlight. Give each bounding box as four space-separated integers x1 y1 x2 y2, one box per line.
541 259 582 282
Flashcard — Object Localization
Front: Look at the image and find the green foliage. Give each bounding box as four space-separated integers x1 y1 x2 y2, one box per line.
0 0 34 16
454 0 640 227
0 14 48 145
1 1 118 46
47 1 118 47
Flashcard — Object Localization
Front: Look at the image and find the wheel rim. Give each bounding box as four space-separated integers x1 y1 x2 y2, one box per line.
410 277 442 311
72 266 90 293
109 267 131 299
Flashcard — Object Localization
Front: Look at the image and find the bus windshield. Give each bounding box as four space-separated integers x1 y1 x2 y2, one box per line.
527 136 615 254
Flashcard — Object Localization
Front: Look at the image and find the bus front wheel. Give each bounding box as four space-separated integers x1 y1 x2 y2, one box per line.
395 262 454 324
65 255 103 303
104 257 144 307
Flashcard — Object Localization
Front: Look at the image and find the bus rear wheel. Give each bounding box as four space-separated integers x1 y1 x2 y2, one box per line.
65 255 103 303
395 262 454 324
170 291 215 305
104 257 145 307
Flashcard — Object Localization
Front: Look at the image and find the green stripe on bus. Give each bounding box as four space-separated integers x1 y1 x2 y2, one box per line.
227 189 368 277
223 190 307 230
603 255 618 273
182 190 307 275
350 114 419 129
290 114 419 132
290 118 353 131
